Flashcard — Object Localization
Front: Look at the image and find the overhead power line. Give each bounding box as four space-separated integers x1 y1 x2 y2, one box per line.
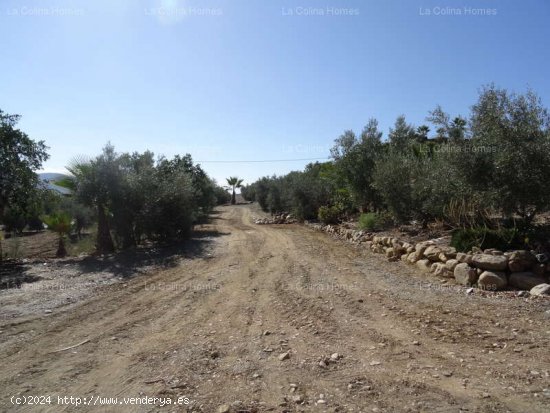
195 157 330 164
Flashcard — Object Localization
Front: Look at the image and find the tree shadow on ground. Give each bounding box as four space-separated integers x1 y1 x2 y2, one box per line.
0 260 41 289
1 227 231 285
72 227 230 278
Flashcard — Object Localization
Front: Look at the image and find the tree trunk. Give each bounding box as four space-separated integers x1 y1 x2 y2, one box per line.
0 203 3 263
56 237 67 258
231 188 236 205
96 204 115 254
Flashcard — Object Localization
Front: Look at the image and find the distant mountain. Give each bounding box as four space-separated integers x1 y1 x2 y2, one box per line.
38 172 73 196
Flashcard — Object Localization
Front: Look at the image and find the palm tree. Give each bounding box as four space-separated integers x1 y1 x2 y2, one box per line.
66 152 116 254
42 212 72 257
226 176 244 205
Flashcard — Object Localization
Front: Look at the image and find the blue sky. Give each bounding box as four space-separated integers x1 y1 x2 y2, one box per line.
1 0 549 185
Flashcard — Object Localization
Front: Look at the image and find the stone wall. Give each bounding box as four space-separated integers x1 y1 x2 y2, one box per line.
304 221 550 296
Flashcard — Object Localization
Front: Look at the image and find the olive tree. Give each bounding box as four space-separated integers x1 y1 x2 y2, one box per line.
468 85 550 223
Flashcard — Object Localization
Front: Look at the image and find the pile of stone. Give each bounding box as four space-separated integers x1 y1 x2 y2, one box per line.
304 221 550 296
367 236 550 295
254 213 297 225
306 222 374 244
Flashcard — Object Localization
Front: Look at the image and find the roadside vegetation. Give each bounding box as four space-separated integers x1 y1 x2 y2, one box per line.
0 112 230 260
2 84 550 259
242 85 550 252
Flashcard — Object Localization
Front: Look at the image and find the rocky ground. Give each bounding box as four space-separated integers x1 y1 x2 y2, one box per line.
0 204 549 412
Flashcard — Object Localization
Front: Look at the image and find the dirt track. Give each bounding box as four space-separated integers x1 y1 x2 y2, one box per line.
1 204 549 412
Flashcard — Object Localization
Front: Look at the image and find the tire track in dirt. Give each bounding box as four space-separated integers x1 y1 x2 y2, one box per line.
0 204 548 412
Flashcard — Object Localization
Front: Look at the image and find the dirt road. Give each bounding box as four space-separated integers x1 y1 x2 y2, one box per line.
1 205 549 412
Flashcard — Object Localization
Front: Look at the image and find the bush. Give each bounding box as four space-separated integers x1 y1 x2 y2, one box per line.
358 212 383 231
450 227 520 252
318 205 341 224
214 185 231 205
372 151 417 223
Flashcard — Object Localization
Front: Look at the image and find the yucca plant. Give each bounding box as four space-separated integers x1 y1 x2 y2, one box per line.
42 212 72 257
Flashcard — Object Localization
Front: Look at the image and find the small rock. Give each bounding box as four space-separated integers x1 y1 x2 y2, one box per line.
530 283 550 296
369 361 381 366
330 352 340 361
278 352 290 361
291 394 304 403
217 404 230 413
44 309 52 314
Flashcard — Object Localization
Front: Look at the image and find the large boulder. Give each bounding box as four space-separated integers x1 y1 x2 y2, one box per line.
508 250 537 272
471 254 508 271
456 253 473 265
509 250 536 262
478 271 508 291
432 262 453 278
445 259 459 272
385 247 401 262
385 247 396 258
442 247 457 259
530 283 550 296
415 242 430 256
509 272 547 290
454 263 478 286
533 264 547 277
407 250 424 264
372 244 385 254
416 259 432 273
424 246 443 262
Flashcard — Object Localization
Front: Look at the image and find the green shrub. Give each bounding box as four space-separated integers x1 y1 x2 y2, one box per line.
318 205 341 224
214 185 231 205
358 212 381 231
450 227 520 252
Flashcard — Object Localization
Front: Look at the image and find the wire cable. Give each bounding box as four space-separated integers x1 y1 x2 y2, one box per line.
195 157 330 163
